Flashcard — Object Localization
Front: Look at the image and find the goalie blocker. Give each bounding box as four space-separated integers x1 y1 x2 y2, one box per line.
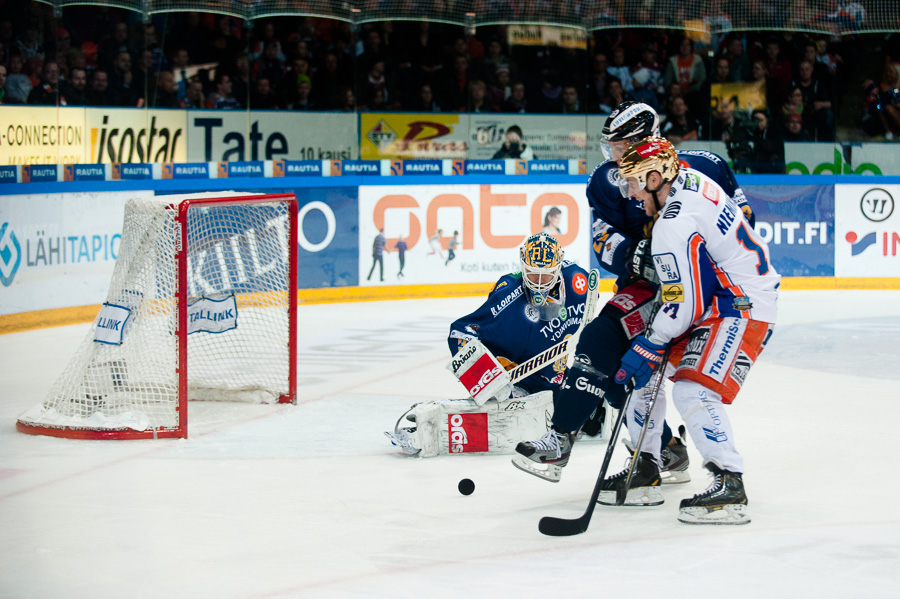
385 392 553 457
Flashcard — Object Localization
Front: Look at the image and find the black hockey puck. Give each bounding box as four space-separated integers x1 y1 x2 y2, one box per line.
458 478 475 496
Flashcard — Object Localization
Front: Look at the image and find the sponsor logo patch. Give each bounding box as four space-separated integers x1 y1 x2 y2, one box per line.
572 272 588 295
653 253 680 282
448 413 489 453
662 284 684 302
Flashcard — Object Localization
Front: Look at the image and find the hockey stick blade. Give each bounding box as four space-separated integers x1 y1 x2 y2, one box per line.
538 383 633 537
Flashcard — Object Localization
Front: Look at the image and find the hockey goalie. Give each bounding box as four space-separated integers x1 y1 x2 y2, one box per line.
386 234 602 457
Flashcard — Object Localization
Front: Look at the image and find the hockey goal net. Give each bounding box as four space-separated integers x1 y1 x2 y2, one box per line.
16 192 298 440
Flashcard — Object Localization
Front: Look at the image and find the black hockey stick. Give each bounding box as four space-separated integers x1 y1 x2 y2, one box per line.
615 347 671 505
538 381 635 537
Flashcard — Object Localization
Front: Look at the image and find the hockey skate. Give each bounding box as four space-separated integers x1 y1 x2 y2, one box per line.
597 452 664 506
660 425 691 484
512 429 573 483
678 463 750 525
623 424 690 485
576 405 606 440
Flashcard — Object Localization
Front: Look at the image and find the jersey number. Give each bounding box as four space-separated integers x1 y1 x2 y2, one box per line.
737 223 770 275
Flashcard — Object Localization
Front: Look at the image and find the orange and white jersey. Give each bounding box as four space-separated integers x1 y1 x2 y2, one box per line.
647 168 780 345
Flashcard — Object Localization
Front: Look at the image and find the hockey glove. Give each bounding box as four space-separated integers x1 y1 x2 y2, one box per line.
615 335 666 388
628 239 658 284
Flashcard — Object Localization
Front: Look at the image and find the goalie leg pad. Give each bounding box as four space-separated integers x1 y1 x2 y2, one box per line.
387 392 554 457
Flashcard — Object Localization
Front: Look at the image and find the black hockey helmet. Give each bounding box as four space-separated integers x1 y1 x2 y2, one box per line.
601 102 661 161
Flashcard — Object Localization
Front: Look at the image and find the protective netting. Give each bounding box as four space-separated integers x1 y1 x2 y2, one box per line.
17 192 295 437
36 0 900 33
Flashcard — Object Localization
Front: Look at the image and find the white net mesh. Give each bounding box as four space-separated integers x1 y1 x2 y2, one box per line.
18 192 295 437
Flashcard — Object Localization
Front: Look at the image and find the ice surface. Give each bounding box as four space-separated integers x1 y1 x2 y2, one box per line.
1 291 899 598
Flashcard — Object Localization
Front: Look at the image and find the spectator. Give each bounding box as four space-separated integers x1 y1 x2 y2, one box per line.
277 57 311 108
404 21 443 90
801 39 833 88
108 50 139 106
782 85 809 135
231 52 251 108
749 109 784 172
661 96 700 144
169 48 191 102
313 52 350 109
65 47 89 79
206 72 242 109
763 38 793 91
630 68 659 111
249 21 285 63
180 78 205 109
15 26 44 61
291 75 316 110
487 65 512 111
133 48 155 103
862 73 900 140
337 86 355 111
722 36 751 82
412 83 440 112
469 80 493 112
501 81 529 113
27 61 61 105
438 54 470 112
86 69 110 106
360 59 390 109
783 111 812 141
663 37 706 108
252 40 286 88
599 77 626 113
4 54 33 103
98 22 133 73
150 70 179 108
60 66 88 106
588 52 610 111
357 28 388 76
483 39 512 84
751 60 783 115
561 84 582 113
492 125 535 160
633 43 664 96
713 99 756 172
607 46 634 92
791 58 835 140
535 73 563 113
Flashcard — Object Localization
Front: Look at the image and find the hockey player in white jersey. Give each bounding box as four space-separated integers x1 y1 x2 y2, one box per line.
611 137 780 524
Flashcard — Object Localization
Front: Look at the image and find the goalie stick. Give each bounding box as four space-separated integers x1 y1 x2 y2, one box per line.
508 269 601 385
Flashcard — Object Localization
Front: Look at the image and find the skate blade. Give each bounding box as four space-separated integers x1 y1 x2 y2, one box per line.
661 469 691 484
678 504 750 525
511 455 562 483
597 486 664 506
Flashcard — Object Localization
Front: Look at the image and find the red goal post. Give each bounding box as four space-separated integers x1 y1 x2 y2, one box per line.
16 192 298 440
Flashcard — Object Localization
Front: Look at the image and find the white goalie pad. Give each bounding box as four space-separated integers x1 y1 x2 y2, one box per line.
385 391 553 457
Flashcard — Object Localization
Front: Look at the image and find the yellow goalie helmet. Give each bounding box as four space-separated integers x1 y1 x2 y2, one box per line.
618 136 679 192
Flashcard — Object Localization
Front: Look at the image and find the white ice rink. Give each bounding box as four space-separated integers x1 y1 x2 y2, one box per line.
2 290 899 598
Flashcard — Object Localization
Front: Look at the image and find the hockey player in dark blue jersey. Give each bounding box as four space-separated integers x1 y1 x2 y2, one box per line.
448 233 591 399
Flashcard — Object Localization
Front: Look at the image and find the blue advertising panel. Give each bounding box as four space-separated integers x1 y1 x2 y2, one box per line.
744 185 834 276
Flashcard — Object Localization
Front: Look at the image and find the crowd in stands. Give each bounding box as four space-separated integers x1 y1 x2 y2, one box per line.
1 1 899 172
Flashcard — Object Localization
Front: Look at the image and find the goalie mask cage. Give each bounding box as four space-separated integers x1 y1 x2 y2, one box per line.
16 192 298 440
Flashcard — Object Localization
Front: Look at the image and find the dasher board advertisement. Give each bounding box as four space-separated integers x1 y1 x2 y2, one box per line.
357 184 590 286
0 105 86 165
835 184 900 277
187 111 357 162
0 191 152 314
84 108 186 164
360 113 467 159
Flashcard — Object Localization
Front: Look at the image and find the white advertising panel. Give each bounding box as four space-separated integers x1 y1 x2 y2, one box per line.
0 191 152 315
85 108 187 164
468 114 605 163
835 184 900 277
357 184 590 286
186 111 357 162
0 105 86 165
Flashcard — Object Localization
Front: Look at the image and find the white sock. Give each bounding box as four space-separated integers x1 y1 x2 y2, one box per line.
672 380 743 473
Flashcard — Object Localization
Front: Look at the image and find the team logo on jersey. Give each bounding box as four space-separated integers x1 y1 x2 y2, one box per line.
571 272 588 295
684 172 700 191
733 297 753 311
662 284 684 303
524 304 540 322
558 306 567 321
607 167 622 186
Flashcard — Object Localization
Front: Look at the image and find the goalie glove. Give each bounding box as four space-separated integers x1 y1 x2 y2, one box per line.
628 239 659 284
447 339 513 406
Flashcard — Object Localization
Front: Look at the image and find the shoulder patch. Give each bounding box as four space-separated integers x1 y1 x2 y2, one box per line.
653 253 680 283
491 279 509 293
663 200 682 219
684 172 700 191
